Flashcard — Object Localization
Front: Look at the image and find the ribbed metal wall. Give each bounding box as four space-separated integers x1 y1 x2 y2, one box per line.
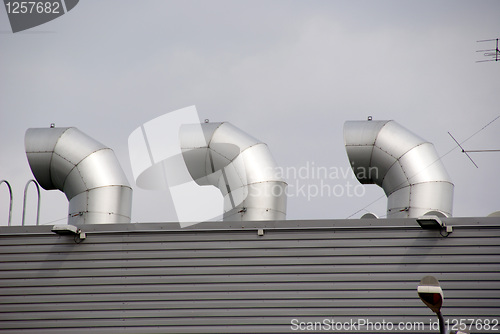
0 218 499 333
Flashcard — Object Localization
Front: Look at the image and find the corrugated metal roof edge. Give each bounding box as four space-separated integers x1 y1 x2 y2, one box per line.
1 217 499 235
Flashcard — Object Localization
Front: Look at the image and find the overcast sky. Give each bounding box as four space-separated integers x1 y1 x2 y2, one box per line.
1 0 499 226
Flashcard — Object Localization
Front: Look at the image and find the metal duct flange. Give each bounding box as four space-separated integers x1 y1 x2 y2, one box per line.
25 127 132 225
344 120 454 218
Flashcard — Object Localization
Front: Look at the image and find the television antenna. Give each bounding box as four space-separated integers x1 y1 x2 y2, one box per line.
476 38 499 62
448 115 500 168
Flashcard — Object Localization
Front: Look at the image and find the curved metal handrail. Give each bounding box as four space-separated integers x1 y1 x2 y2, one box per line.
22 179 41 226
0 180 13 226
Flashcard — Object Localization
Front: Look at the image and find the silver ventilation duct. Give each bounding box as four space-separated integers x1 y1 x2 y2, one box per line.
180 122 287 221
344 120 454 218
25 127 132 225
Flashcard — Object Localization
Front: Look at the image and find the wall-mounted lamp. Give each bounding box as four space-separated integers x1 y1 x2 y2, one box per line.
416 215 453 234
51 224 86 241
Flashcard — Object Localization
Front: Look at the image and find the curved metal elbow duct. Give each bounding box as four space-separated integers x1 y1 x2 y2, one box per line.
180 122 287 221
25 127 132 225
344 120 454 218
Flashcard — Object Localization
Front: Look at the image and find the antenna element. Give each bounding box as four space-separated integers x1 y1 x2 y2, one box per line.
476 38 499 62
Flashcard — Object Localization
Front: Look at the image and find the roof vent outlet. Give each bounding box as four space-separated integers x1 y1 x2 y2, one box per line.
25 127 133 225
344 120 454 218
180 122 287 221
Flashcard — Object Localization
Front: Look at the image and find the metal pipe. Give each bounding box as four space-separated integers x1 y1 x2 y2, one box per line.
180 122 287 221
344 120 454 218
21 179 40 226
0 180 13 226
25 127 132 225
437 311 445 334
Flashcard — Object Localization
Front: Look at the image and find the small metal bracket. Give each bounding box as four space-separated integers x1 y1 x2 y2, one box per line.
75 230 87 243
257 228 264 236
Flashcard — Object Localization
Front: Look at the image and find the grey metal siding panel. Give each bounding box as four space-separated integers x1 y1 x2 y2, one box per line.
0 219 499 333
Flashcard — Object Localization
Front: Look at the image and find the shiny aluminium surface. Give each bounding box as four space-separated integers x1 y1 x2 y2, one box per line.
180 122 287 221
25 127 132 224
344 120 454 218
